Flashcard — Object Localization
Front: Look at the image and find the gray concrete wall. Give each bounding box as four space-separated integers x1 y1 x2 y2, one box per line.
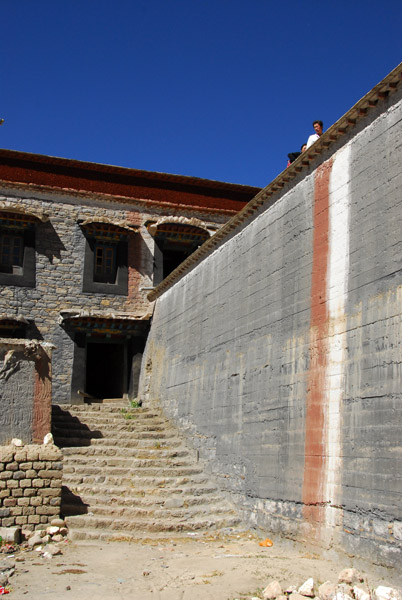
140 87 402 567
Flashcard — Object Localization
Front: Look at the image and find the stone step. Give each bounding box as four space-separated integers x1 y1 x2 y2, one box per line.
63 482 218 499
61 446 192 459
63 461 198 477
52 410 169 423
57 405 158 416
67 500 235 522
63 455 194 470
62 490 225 510
53 400 243 541
66 513 240 533
55 436 182 449
67 527 240 543
53 419 170 431
63 470 207 488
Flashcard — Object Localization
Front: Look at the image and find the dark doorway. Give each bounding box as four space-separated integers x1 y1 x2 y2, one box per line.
86 342 125 399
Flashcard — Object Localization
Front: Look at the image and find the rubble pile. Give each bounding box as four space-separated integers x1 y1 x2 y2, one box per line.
246 569 402 600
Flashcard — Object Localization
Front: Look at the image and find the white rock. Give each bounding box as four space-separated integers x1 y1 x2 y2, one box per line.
47 544 62 556
11 438 23 447
52 534 64 543
299 578 315 597
43 433 54 445
27 534 42 547
375 587 402 600
354 586 371 600
263 580 283 600
50 518 65 528
318 581 337 600
43 552 53 559
46 526 60 536
338 568 364 585
333 592 354 600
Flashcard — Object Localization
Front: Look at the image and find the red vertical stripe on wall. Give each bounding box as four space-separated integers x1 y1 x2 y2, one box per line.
32 351 52 443
302 159 333 529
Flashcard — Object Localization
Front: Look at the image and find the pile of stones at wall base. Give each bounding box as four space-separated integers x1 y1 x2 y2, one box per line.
0 443 62 530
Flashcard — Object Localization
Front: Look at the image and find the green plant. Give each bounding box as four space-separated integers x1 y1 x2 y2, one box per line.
129 399 141 408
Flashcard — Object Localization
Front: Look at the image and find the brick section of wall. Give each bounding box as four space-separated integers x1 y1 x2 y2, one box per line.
140 89 402 568
0 444 62 530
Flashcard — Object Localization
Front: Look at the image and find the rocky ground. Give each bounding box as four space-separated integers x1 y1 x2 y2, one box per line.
2 529 402 600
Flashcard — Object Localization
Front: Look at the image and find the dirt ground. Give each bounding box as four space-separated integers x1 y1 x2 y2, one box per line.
8 531 399 600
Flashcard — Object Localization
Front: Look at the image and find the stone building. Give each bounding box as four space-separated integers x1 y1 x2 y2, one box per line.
0 149 259 440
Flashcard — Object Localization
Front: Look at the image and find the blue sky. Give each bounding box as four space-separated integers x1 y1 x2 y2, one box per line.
2 1 401 188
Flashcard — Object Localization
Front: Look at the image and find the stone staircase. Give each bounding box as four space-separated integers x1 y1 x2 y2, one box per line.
52 401 242 542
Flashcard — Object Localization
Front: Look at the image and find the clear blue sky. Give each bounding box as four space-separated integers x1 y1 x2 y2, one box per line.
2 1 401 188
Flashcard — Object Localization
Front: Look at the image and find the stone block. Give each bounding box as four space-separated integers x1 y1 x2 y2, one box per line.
22 507 34 516
5 461 18 471
27 515 40 524
38 470 62 479
14 449 28 462
19 462 33 470
11 489 23 497
1 518 16 527
19 479 32 488
6 480 18 489
0 448 14 463
32 479 44 488
30 497 43 506
26 448 39 461
38 488 60 497
23 489 36 497
39 447 62 461
0 526 21 543
13 471 26 480
17 498 30 507
3 498 17 507
37 505 58 515
15 516 28 525
33 462 46 470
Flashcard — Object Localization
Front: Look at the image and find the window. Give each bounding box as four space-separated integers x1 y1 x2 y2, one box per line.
0 212 36 287
81 222 128 295
94 243 117 284
0 233 24 274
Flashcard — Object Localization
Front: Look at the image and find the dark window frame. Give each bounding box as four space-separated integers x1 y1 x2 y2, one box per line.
0 227 35 287
82 235 128 295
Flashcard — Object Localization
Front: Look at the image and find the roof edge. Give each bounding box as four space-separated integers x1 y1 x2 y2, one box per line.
148 61 402 302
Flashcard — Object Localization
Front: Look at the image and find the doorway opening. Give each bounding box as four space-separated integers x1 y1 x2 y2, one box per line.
86 341 125 399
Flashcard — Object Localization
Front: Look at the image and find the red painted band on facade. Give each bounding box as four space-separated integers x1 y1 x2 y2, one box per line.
32 351 52 443
302 158 333 529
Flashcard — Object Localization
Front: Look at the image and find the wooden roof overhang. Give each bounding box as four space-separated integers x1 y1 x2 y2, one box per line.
60 314 149 339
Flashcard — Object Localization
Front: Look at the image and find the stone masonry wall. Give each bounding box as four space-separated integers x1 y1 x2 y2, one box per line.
0 443 62 530
140 87 402 568
0 188 226 404
0 341 52 445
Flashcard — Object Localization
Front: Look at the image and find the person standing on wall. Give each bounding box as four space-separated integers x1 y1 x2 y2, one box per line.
306 120 323 148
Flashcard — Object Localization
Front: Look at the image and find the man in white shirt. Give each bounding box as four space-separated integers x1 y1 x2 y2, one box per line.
306 120 323 149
